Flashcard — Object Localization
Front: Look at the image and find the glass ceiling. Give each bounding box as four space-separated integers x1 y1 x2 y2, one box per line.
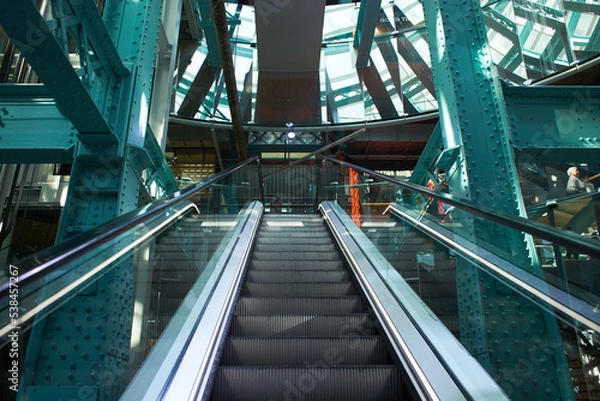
174 0 600 125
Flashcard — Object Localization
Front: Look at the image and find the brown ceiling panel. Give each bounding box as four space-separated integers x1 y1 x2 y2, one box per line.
255 71 322 125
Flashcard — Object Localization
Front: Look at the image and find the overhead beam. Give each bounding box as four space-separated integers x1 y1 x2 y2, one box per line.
0 0 116 141
353 0 382 68
391 6 436 98
183 0 202 41
197 0 223 66
408 122 443 185
504 85 600 162
178 57 221 117
563 0 600 14
357 59 398 119
0 101 76 163
68 0 130 77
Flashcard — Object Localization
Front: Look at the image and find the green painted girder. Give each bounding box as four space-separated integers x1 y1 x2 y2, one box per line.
178 57 222 117
586 21 600 52
513 0 565 31
68 0 130 77
197 0 223 67
0 100 76 163
408 122 442 185
324 69 340 123
563 0 600 14
500 47 525 75
353 0 382 68
391 5 436 97
482 8 518 42
540 29 573 66
143 128 179 195
496 64 526 84
422 0 573 399
358 58 399 119
0 0 116 142
504 85 600 163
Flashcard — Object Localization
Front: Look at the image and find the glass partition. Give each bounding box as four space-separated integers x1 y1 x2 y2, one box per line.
317 157 600 401
0 161 263 401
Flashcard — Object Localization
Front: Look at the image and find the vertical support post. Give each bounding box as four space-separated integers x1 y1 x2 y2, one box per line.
20 1 172 400
546 199 569 291
421 0 573 399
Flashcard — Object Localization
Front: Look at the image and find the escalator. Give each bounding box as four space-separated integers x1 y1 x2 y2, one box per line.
210 214 402 400
5 156 600 401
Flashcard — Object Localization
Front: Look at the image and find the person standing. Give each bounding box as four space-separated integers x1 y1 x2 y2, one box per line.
566 166 594 195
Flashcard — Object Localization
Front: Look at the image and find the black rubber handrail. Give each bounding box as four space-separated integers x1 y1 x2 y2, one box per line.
0 156 261 297
322 156 600 259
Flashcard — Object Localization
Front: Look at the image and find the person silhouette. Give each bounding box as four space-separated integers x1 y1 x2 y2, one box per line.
566 166 594 195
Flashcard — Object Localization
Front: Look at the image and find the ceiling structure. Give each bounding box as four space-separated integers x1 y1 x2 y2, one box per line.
169 0 600 171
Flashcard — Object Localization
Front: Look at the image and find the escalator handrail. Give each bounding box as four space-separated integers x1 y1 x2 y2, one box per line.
0 156 260 298
320 201 509 401
525 191 600 217
322 156 600 259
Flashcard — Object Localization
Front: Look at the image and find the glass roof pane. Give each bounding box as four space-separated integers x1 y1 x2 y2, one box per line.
174 0 600 125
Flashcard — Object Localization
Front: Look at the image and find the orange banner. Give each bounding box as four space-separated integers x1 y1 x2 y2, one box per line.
349 168 361 227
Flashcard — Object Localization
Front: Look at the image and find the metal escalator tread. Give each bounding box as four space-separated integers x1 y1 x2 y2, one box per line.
210 214 399 401
235 296 365 314
212 366 398 401
221 337 391 365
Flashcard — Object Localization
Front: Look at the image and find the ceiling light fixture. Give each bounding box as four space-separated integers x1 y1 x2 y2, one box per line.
286 122 296 141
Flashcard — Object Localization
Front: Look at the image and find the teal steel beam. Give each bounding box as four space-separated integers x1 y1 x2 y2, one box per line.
143 128 179 195
20 0 172 399
178 57 221 117
408 122 442 185
0 0 116 141
586 22 600 53
391 6 436 98
357 59 398 119
197 0 223 67
482 9 518 41
183 0 203 41
504 85 600 163
563 0 600 14
513 0 565 31
0 101 76 163
324 69 339 123
421 0 573 399
540 30 572 67
67 0 130 77
353 0 382 68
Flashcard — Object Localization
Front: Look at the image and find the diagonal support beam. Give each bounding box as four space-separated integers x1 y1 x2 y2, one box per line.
209 0 247 161
183 0 202 41
198 0 223 67
357 59 398 119
0 0 116 141
353 0 382 68
68 0 130 77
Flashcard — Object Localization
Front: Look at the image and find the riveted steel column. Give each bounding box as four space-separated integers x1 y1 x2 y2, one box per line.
421 1 573 399
20 1 167 400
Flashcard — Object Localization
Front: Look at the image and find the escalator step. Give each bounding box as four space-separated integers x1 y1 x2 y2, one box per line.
212 366 398 401
235 297 365 315
254 243 336 252
258 231 331 239
221 337 390 365
252 251 339 260
241 282 357 297
230 314 376 337
245 270 349 283
257 236 333 246
249 260 344 271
